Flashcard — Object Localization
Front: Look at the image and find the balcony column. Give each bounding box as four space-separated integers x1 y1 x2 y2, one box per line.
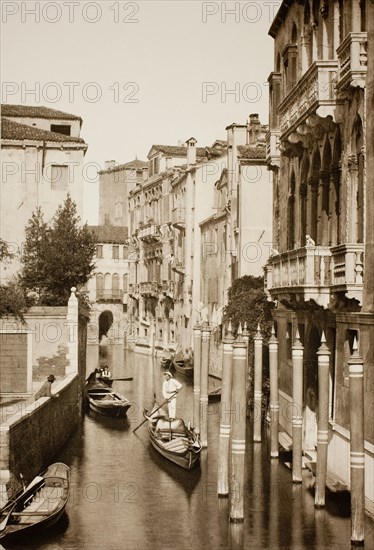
300 33 311 75
318 170 330 246
299 183 307 247
292 330 304 483
307 176 318 243
351 0 361 33
348 338 365 544
315 332 330 507
347 155 359 243
193 322 202 436
139 296 146 319
218 321 235 496
253 324 263 443
329 166 340 246
332 0 340 54
269 325 279 458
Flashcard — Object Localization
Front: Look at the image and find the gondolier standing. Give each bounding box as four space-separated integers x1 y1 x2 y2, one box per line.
162 371 182 420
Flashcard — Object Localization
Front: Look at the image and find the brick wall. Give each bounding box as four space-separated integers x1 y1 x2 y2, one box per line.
0 333 28 392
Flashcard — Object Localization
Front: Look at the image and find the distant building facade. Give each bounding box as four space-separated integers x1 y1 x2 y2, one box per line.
265 0 373 513
1 104 87 280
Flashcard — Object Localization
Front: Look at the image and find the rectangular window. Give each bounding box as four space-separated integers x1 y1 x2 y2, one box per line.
50 165 68 190
112 245 119 260
96 245 103 259
154 157 159 175
50 124 71 136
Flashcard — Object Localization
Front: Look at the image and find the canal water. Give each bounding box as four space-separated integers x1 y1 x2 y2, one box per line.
8 345 374 550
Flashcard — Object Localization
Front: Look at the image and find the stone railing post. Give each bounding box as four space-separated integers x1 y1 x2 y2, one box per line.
66 287 78 375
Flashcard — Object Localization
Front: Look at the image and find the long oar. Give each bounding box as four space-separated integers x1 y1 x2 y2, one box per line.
111 377 133 381
132 391 179 434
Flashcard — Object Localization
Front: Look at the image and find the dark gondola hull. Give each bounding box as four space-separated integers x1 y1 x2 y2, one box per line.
172 360 193 377
0 462 69 544
144 408 201 470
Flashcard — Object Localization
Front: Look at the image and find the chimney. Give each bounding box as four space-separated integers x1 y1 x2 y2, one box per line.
186 137 197 167
105 160 116 170
247 114 261 144
142 167 148 181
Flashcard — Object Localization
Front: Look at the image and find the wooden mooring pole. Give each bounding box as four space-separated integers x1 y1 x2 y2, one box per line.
315 332 330 507
218 321 234 496
348 337 365 544
292 329 304 483
253 324 263 442
230 333 247 522
193 322 202 435
269 325 279 458
200 319 211 448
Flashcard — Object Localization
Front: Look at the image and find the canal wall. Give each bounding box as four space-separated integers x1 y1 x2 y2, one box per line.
0 289 89 507
0 373 81 505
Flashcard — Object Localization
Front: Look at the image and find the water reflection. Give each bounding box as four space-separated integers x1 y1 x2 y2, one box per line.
19 344 374 550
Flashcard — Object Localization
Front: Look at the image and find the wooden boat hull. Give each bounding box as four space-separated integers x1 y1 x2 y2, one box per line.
144 408 201 470
85 382 131 418
97 376 113 387
208 387 221 402
172 360 193 377
0 462 69 543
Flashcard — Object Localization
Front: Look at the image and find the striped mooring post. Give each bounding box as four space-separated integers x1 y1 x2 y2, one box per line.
253 324 263 442
200 319 211 448
230 331 247 522
269 324 279 458
315 331 330 507
292 329 304 483
193 322 202 435
218 320 235 496
348 337 365 544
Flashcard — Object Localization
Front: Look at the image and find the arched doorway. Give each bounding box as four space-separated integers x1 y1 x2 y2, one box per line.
99 310 114 342
303 324 320 450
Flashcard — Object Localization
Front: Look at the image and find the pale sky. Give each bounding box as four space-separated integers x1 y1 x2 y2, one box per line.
1 0 280 222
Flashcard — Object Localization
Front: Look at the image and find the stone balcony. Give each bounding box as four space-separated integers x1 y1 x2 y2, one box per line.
162 280 175 297
139 281 159 297
265 243 364 308
171 207 186 230
138 224 160 242
336 32 367 90
278 60 340 138
96 289 123 302
171 259 185 276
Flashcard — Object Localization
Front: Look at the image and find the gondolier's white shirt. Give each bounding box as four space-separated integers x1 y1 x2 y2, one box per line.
162 378 182 399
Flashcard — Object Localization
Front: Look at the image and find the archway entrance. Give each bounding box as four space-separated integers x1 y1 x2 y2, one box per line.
99 310 114 342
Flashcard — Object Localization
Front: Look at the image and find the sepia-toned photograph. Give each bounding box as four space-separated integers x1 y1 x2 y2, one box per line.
0 1 373 549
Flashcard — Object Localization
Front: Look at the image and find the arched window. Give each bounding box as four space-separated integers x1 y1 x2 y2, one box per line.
112 273 120 299
96 273 104 300
309 150 321 243
300 154 310 246
354 118 364 243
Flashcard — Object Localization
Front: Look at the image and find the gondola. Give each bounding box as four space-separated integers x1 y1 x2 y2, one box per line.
0 462 69 544
143 405 201 470
172 358 193 378
97 375 113 387
85 381 131 417
208 386 221 402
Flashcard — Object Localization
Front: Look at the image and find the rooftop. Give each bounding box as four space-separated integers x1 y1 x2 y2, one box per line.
148 142 227 159
1 117 86 143
1 104 83 122
100 159 147 174
88 225 129 244
237 144 266 160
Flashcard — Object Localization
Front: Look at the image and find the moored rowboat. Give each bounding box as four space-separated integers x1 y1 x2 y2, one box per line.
144 405 201 469
85 381 131 417
0 462 69 544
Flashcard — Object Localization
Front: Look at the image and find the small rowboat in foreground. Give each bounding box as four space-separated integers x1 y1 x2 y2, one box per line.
0 462 69 544
144 405 201 470
85 381 131 417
